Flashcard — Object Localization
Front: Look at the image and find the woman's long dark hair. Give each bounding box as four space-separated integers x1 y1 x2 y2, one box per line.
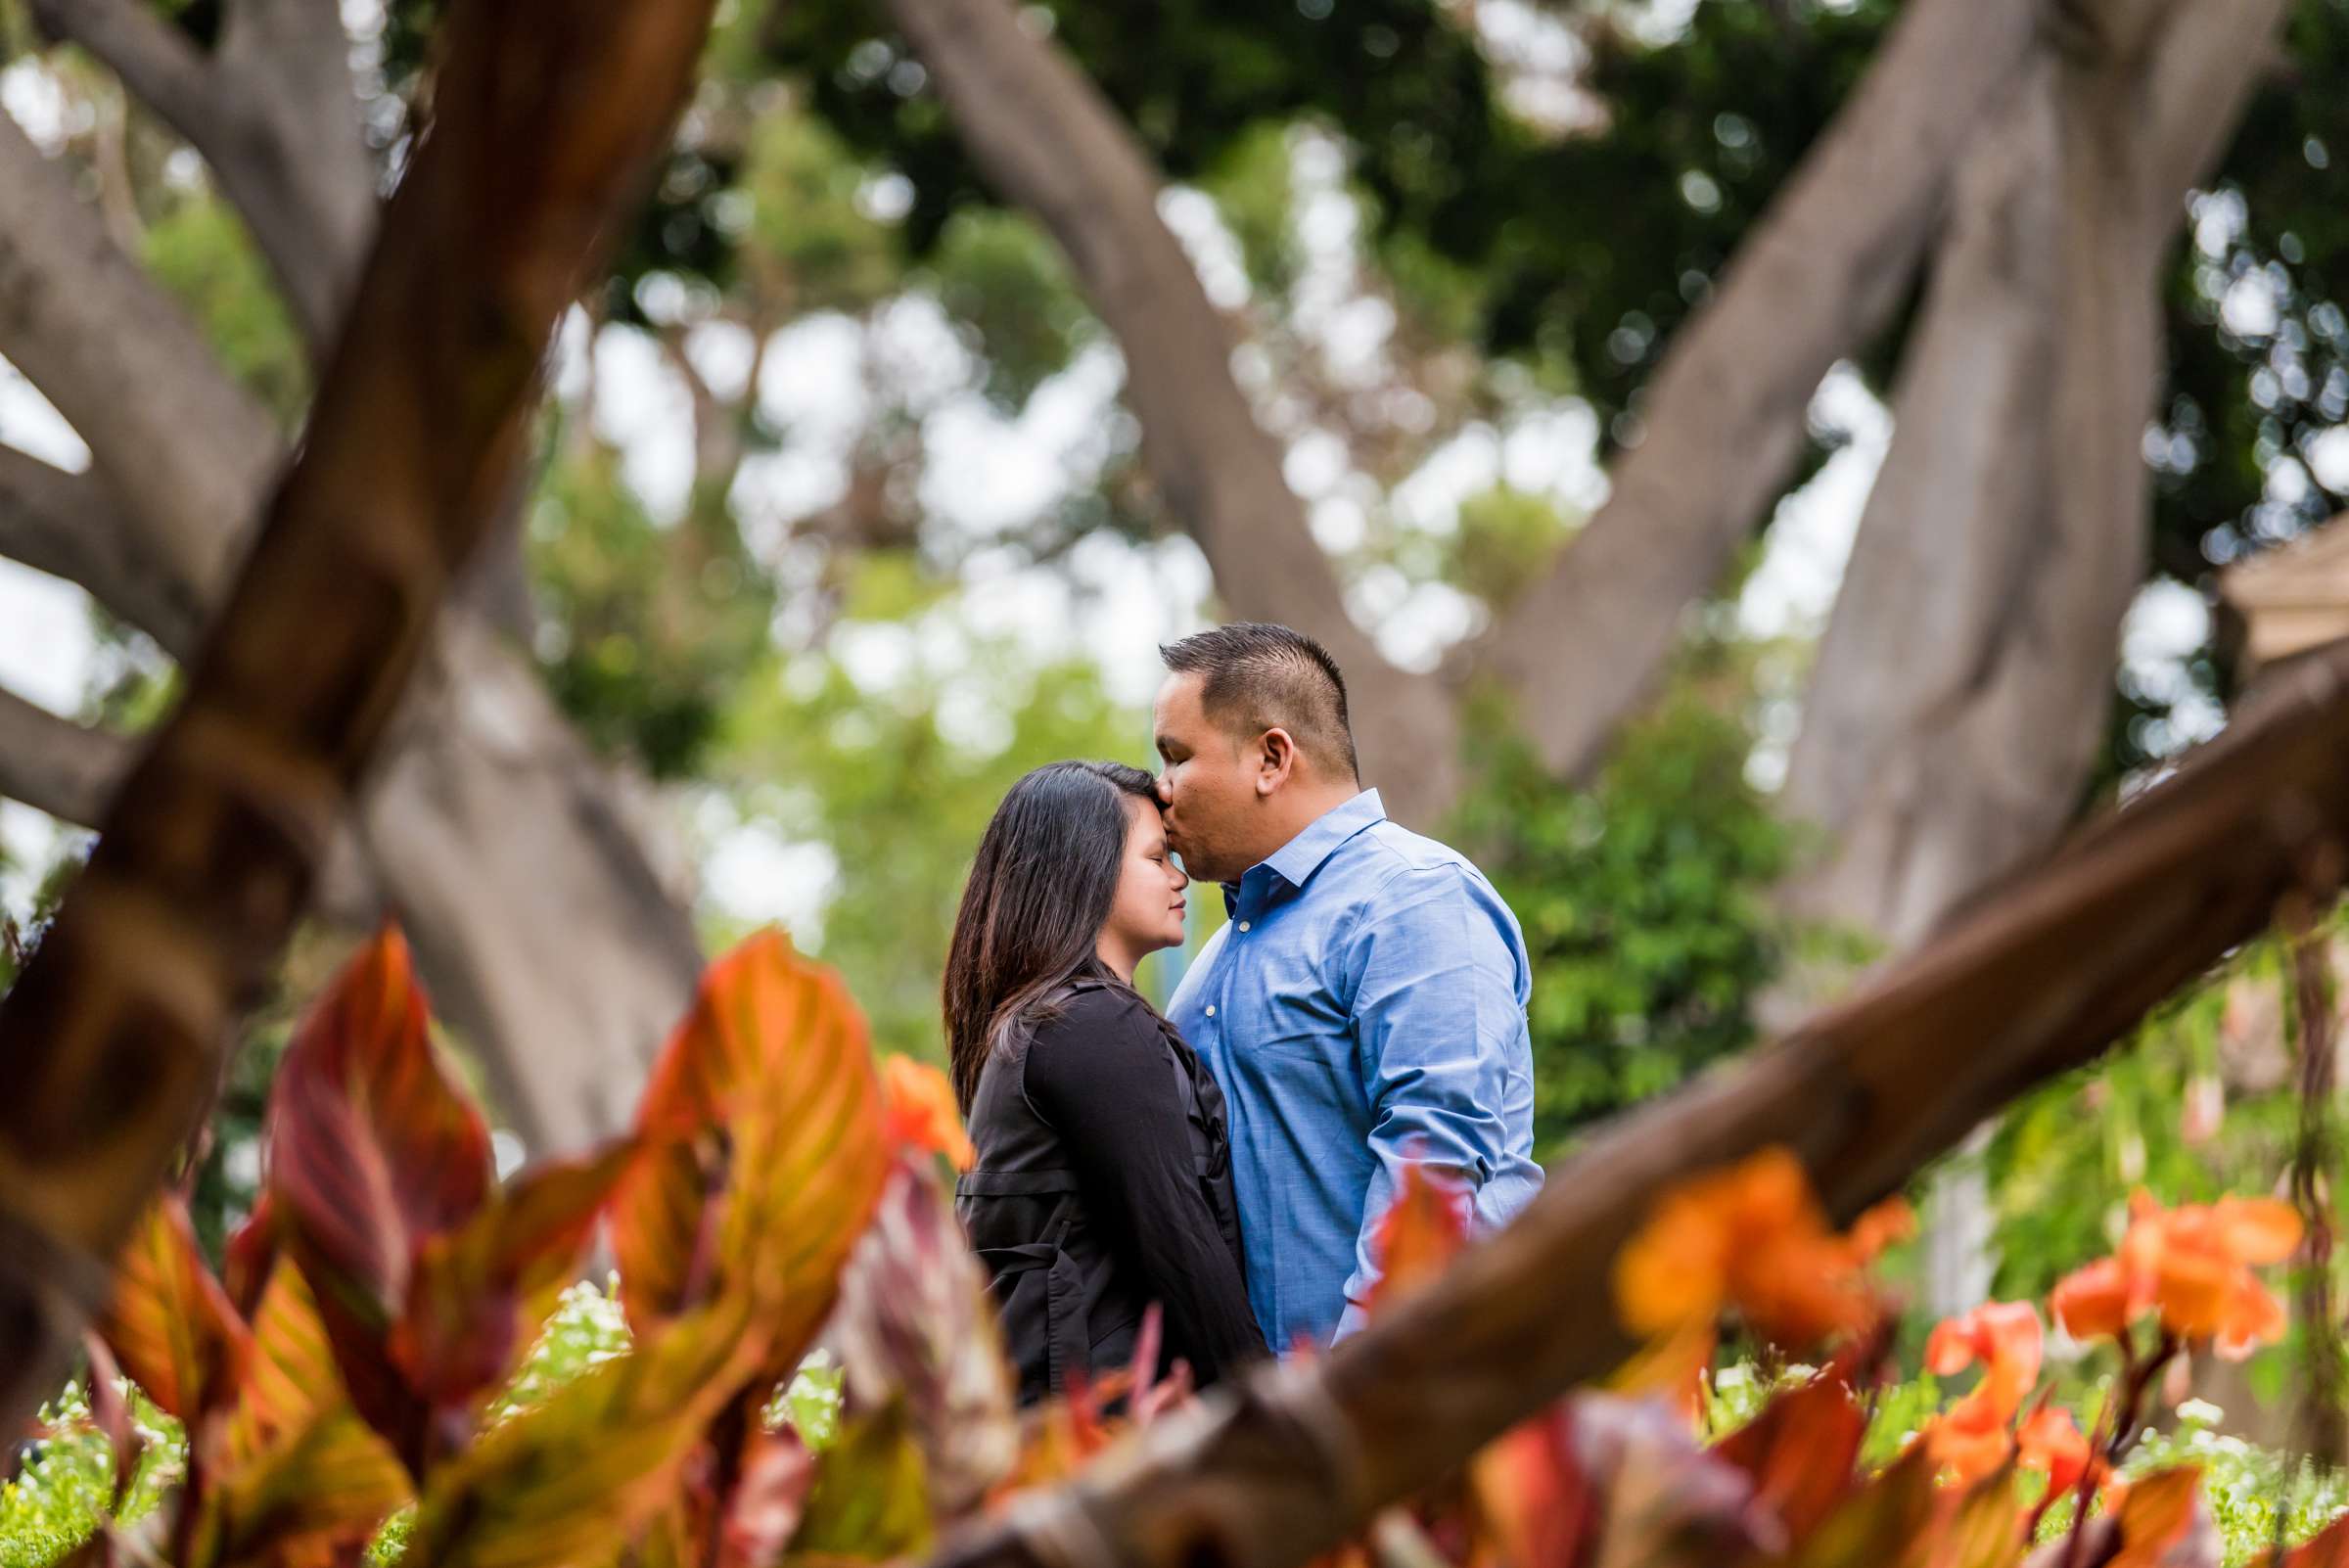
944 761 1161 1114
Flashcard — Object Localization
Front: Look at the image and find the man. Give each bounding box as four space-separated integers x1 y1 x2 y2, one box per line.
1156 623 1542 1348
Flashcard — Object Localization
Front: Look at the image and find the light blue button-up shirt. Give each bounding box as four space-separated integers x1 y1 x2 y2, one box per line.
1166 789 1543 1349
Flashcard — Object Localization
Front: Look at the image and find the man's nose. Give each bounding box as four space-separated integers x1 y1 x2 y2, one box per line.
1155 774 1174 806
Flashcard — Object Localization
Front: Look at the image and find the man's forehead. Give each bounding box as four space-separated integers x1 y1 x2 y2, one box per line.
1154 670 1207 720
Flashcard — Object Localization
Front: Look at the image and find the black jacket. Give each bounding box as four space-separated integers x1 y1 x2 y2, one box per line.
956 980 1267 1404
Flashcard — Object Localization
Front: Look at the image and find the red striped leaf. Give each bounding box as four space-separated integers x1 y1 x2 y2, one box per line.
405 1292 771 1568
96 1197 250 1423
390 1139 636 1408
612 932 889 1379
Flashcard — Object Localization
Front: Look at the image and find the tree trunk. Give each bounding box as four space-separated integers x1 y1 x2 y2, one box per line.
356 618 707 1150
1470 0 2041 789
1773 0 2291 1313
0 105 699 1155
884 0 1462 825
0 0 717 1447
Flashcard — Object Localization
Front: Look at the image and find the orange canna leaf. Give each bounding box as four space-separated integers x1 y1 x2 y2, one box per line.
219 1260 345 1474
832 1156 1018 1521
97 1196 251 1423
612 931 890 1381
264 929 496 1461
881 1054 976 1171
2259 1510 2349 1567
1775 1444 1940 1568
717 1425 814 1568
1469 1406 1596 1568
390 1139 637 1411
2104 1466 2212 1568
221 1194 280 1323
196 1406 412 1568
1713 1370 1867 1551
1915 1460 2028 1568
1366 1164 1472 1317
405 1289 773 1568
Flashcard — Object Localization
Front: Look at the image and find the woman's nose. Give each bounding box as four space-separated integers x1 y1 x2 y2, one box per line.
1171 862 1189 890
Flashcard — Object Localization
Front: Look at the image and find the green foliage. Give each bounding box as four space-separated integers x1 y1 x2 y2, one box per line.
0 1286 664 1568
1452 688 1789 1151
2124 1401 2349 1565
739 107 904 315
1198 122 1302 299
715 606 1142 1064
140 198 307 426
927 210 1093 411
1441 486 1578 613
765 0 1502 265
530 443 776 779
0 1384 179 1568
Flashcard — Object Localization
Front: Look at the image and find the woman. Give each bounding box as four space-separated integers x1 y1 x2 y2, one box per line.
944 761 1267 1404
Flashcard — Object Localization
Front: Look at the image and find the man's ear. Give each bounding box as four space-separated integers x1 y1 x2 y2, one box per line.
1256 728 1298 797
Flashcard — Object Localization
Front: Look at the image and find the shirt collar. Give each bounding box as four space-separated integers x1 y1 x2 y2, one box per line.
1259 789 1386 891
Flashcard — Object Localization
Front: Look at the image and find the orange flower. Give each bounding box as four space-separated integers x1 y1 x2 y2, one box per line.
2051 1194 2299 1357
1919 1302 2044 1485
2015 1405 2094 1497
2125 1192 2299 1350
1924 1301 2043 1418
2050 1256 2134 1343
1612 1147 1878 1349
1848 1195 1916 1264
1924 1385 2013 1485
881 1054 977 1171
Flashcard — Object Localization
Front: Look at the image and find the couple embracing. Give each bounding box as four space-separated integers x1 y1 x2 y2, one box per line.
944 623 1543 1403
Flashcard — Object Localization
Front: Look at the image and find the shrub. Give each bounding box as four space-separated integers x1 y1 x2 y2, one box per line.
6 928 2343 1568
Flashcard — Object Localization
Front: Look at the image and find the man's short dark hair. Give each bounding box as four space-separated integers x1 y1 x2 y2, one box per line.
1159 623 1359 780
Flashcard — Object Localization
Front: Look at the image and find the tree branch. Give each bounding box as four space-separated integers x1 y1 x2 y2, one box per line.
1773 0 2288 973
0 444 206 657
31 0 379 355
0 112 280 616
884 0 1464 823
0 686 134 828
1472 0 2042 785
0 0 719 1443
921 634 2349 1568
26 0 215 154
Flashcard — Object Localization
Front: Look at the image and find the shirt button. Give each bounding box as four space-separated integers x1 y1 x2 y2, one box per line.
1237 921 1251 933
1205 1004 1216 1017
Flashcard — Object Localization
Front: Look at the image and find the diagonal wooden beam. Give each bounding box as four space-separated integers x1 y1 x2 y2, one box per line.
0 0 719 1442
924 637 2349 1568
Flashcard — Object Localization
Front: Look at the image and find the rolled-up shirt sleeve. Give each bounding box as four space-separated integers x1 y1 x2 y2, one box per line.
1334 864 1527 1335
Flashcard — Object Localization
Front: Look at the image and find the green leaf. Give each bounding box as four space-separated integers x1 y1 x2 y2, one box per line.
785 1402 932 1562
